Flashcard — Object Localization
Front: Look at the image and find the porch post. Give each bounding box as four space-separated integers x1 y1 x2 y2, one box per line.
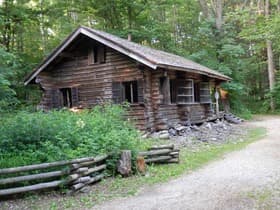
214 87 220 117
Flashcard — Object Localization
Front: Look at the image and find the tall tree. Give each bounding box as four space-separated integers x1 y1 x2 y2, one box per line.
265 0 276 111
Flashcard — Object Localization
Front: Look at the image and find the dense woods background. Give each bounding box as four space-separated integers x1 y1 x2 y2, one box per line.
1 0 280 115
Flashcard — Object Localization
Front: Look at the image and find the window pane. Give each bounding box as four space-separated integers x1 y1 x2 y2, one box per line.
123 81 138 103
176 79 194 104
200 82 211 103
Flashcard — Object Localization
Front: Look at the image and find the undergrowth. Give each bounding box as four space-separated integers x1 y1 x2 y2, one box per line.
0 104 141 175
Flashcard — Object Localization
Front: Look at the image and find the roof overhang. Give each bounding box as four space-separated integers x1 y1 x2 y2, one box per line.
157 64 231 81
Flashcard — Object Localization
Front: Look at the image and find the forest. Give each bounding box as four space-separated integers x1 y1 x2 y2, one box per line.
0 0 280 115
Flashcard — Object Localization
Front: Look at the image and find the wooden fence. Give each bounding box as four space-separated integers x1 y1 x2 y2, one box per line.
0 145 180 197
138 144 179 164
0 155 108 197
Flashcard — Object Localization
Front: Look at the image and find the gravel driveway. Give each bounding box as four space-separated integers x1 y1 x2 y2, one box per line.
92 116 280 210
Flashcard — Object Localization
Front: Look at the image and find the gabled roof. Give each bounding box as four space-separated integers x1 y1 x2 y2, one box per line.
24 26 231 85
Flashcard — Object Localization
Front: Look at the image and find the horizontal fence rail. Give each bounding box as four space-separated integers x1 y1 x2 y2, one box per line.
0 155 108 197
138 144 180 164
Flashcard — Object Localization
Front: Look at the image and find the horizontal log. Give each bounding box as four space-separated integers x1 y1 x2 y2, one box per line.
83 164 106 176
74 167 88 174
0 155 108 175
148 145 174 150
0 170 68 185
138 149 171 157
71 155 107 170
71 182 85 191
73 176 91 184
0 180 64 196
85 174 104 185
145 156 172 163
170 154 179 158
67 174 80 182
70 174 105 194
169 151 179 156
164 158 180 164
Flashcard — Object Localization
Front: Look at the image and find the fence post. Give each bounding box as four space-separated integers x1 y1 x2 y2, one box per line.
117 150 132 177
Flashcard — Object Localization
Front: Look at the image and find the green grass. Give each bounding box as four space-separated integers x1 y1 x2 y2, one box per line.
107 127 267 190
1 127 266 210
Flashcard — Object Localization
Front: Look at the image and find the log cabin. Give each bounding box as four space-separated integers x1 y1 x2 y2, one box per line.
24 26 230 131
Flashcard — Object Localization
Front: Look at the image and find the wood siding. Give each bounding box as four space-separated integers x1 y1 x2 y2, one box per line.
150 69 214 130
37 40 146 129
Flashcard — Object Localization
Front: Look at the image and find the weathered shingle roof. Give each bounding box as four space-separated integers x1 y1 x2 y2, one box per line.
24 26 230 85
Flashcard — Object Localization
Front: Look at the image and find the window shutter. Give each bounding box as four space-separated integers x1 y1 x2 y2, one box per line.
112 82 122 103
137 80 144 104
98 45 105 63
51 89 62 109
88 47 94 64
194 83 200 102
71 87 79 107
170 79 177 103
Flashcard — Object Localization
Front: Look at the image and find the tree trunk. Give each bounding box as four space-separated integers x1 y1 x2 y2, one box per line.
215 0 223 31
199 0 210 18
265 0 276 111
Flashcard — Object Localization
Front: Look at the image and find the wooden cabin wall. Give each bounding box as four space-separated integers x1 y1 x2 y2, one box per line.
151 69 214 131
36 45 146 130
143 70 155 131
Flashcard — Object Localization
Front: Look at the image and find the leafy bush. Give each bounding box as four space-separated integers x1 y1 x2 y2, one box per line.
0 104 140 174
221 82 252 119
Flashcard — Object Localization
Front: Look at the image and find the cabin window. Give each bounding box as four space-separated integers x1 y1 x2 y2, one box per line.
123 81 138 103
165 79 211 104
177 79 194 104
112 80 144 104
60 88 72 108
199 82 211 103
88 45 106 64
170 79 194 104
54 87 79 108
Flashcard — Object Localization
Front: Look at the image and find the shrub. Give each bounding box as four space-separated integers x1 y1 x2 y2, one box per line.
0 104 141 174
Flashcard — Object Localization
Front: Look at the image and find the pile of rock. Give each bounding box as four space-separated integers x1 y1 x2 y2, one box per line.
149 119 245 148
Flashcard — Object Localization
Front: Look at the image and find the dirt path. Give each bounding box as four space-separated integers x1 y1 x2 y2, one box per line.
93 116 280 210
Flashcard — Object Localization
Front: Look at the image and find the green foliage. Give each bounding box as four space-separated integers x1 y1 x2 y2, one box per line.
0 104 140 174
0 46 21 111
1 0 279 114
265 73 280 112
